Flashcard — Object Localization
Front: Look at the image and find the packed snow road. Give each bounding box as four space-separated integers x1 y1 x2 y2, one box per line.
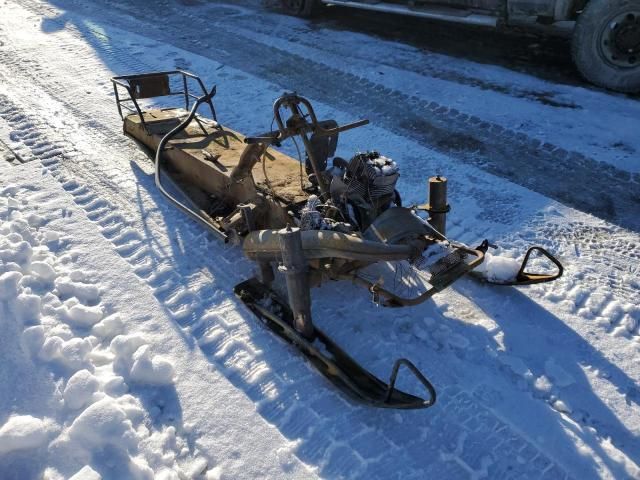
0 0 639 479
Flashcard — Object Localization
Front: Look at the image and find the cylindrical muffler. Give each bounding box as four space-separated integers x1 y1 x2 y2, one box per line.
426 176 450 236
278 225 314 339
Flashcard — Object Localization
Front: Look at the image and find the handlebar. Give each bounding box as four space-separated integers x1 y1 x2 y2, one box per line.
243 92 368 145
244 118 369 145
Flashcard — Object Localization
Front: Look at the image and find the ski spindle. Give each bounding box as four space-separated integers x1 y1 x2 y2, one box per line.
278 225 314 339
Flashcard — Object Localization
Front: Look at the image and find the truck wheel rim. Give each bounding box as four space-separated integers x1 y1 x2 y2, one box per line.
284 0 305 12
599 11 640 68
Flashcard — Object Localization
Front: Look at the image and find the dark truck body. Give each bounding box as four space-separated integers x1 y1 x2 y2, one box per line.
282 0 640 92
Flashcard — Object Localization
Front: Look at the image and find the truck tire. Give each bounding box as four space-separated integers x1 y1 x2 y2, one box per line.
572 0 640 92
280 0 320 17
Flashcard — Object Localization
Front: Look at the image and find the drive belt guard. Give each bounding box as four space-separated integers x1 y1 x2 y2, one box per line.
234 278 436 409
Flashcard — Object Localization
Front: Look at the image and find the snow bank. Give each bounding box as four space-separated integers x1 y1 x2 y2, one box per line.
0 177 200 479
0 415 50 455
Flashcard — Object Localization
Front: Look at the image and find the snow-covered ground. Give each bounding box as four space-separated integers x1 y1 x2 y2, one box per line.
0 1 638 479
0 163 313 479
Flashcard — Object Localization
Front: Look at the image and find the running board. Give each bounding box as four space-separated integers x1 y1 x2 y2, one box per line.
234 278 436 409
321 1 498 27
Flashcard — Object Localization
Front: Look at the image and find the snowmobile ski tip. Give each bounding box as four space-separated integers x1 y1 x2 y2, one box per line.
234 278 436 409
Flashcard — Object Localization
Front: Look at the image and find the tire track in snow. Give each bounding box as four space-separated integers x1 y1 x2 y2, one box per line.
517 218 640 341
2 0 635 326
0 67 576 480
6 0 640 358
23 0 640 232
3 0 639 337
0 2 634 476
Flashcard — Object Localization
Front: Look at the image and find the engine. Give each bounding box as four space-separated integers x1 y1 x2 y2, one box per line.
330 151 400 230
298 151 400 233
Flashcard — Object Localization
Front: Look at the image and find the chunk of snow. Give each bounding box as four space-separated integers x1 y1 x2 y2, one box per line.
91 314 124 339
30 261 57 282
601 301 624 323
102 375 128 397
39 335 64 362
49 322 74 341
534 375 553 394
474 253 521 283
186 457 209 477
621 314 637 333
43 230 60 243
68 270 88 282
42 291 62 307
69 466 102 480
22 325 45 355
109 335 146 376
155 469 180 480
110 334 147 363
0 240 32 265
67 397 138 451
129 345 175 385
59 337 93 370
0 261 22 274
64 370 100 410
117 395 146 425
0 271 23 300
552 399 572 414
26 213 46 227
206 466 224 480
14 292 41 324
55 277 100 304
0 415 49 454
612 324 630 338
544 358 575 387
66 304 104 327
127 456 154 480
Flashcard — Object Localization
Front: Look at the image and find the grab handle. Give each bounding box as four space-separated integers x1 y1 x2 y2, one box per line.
514 246 564 285
385 358 436 407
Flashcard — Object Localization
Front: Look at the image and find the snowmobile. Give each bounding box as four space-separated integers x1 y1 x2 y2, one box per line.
112 70 563 409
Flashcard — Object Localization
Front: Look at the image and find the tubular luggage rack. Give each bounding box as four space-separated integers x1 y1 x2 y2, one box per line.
111 70 217 135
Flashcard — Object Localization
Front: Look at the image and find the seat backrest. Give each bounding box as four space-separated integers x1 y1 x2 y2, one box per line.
129 74 170 99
